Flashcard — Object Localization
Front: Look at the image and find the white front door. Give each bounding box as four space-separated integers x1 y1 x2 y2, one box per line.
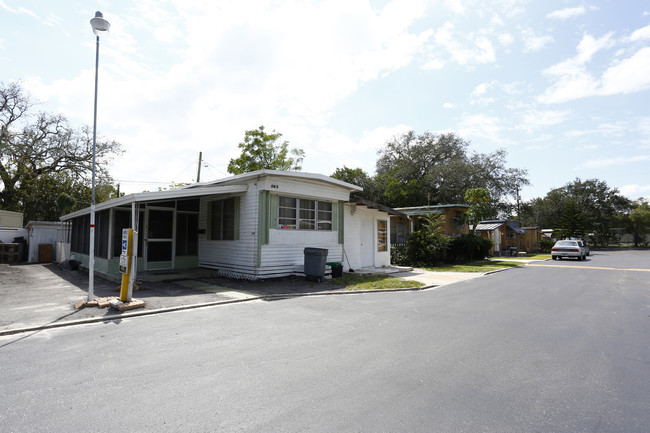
360 216 374 268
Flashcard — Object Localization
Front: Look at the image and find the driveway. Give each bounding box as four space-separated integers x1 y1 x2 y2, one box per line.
0 262 485 334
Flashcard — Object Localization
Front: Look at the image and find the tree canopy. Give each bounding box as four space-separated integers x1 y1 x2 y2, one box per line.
464 187 492 233
332 131 528 214
0 81 122 222
227 126 305 175
520 178 632 233
619 199 650 246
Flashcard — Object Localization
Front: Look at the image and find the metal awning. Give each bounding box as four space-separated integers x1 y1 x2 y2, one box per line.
475 222 504 231
60 184 248 221
508 221 527 234
475 220 527 234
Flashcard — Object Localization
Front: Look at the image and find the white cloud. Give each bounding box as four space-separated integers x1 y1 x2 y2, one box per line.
458 113 509 144
471 81 493 97
579 155 650 169
600 47 650 95
619 184 650 200
0 0 40 21
26 0 432 190
444 0 465 14
547 7 586 20
469 81 498 105
304 124 412 175
498 33 514 46
630 24 650 42
422 57 445 70
434 22 496 66
540 43 650 104
491 14 505 26
565 121 629 138
521 28 553 53
517 109 571 133
637 117 650 147
443 102 455 108
538 32 617 103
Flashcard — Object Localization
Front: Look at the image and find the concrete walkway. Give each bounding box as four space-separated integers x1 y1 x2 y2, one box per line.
0 262 498 335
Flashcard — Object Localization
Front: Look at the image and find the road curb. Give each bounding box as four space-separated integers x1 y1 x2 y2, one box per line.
0 284 437 336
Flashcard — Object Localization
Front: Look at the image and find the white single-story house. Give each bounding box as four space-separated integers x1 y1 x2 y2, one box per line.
61 170 401 280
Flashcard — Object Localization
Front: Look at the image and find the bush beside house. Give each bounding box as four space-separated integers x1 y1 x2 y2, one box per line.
391 215 492 267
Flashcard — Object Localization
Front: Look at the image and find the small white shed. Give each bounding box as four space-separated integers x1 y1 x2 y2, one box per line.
26 221 72 263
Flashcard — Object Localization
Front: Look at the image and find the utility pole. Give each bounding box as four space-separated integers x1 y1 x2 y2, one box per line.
516 186 521 220
196 151 202 183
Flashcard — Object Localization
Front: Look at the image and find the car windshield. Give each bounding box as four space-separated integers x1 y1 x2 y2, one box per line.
556 241 577 246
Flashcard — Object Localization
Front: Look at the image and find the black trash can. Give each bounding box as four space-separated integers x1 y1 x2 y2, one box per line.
304 247 328 282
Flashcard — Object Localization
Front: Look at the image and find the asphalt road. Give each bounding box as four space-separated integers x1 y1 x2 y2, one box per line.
1 250 648 432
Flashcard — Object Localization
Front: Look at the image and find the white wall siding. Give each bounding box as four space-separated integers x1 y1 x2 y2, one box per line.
263 229 341 267
259 175 346 274
258 176 350 201
198 176 349 279
198 179 259 272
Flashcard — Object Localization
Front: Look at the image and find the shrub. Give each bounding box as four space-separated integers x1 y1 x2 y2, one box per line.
404 215 450 266
446 234 493 262
538 238 555 253
390 244 409 266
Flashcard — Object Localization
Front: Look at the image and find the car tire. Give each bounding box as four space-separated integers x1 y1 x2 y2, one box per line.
577 255 582 261
552 256 557 260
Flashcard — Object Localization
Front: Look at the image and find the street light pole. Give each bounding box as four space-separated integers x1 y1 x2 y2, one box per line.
88 11 110 301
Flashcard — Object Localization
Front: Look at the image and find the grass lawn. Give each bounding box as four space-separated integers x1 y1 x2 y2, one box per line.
423 260 525 273
503 253 551 260
329 274 425 291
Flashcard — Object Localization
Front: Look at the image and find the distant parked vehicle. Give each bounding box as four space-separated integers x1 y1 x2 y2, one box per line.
551 240 586 261
565 237 590 256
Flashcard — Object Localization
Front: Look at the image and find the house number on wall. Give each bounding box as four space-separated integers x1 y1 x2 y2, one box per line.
271 184 279 189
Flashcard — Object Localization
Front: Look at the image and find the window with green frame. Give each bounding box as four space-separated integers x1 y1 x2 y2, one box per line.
278 196 332 230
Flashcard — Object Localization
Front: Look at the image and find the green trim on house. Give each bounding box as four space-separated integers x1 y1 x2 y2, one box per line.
337 200 345 244
257 191 269 267
269 193 279 229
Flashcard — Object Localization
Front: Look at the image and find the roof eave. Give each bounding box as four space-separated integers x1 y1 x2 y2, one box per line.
60 184 248 221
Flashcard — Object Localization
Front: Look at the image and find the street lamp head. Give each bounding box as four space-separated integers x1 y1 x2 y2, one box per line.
90 11 110 36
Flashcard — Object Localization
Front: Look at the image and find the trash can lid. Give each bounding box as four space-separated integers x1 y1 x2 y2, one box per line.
304 247 328 255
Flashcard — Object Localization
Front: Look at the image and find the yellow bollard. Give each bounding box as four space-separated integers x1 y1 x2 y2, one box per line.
119 228 133 302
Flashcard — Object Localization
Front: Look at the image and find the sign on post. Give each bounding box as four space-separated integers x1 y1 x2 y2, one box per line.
119 228 133 302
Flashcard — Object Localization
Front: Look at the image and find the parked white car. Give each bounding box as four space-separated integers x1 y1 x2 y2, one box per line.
551 240 586 261
565 237 590 256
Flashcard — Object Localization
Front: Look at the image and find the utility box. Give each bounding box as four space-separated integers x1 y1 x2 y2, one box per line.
304 247 328 282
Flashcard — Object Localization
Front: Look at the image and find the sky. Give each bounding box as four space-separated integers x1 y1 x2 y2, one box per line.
2 0 650 203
